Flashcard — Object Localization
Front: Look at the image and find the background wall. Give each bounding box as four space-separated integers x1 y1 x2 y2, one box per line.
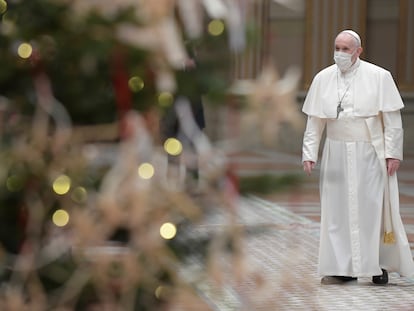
205 0 414 155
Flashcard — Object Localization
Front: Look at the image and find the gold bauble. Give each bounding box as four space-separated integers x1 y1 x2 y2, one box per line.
0 0 7 15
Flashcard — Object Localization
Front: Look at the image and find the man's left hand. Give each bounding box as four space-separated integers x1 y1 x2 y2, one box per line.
386 158 400 176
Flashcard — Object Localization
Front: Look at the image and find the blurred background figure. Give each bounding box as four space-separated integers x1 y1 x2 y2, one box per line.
160 43 206 183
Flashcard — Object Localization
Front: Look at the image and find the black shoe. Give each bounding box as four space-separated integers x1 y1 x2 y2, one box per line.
372 269 388 285
321 276 357 285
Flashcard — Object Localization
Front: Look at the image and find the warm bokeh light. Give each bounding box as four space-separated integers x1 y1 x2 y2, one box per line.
158 92 173 108
53 175 71 195
163 138 182 156
160 222 177 240
6 174 23 192
52 209 70 227
0 0 7 14
17 42 33 59
71 186 88 204
138 162 154 179
154 285 171 300
208 19 225 36
128 76 144 92
155 286 164 299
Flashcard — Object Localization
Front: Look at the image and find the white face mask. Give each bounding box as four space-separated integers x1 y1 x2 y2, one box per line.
334 51 354 72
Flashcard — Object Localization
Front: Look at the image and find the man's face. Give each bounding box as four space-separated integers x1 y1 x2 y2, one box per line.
334 33 362 63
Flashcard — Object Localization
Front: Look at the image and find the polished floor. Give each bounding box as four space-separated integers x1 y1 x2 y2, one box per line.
177 150 414 310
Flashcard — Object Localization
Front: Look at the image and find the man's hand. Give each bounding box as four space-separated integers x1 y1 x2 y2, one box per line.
386 158 400 176
303 161 315 176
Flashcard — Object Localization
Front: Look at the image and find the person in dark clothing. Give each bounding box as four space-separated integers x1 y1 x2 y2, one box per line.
160 45 206 184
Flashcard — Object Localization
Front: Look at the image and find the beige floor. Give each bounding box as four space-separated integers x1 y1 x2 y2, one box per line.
177 150 414 310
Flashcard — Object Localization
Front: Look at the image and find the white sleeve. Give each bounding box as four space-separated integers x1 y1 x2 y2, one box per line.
302 116 326 163
383 110 403 160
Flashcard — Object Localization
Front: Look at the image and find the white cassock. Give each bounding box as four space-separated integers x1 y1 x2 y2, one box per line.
302 58 414 277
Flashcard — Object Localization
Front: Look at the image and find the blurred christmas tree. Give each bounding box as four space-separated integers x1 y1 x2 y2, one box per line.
0 0 233 124
0 0 243 309
0 0 304 309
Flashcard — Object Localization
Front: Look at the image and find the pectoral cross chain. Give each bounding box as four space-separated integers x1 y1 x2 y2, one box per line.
335 68 358 119
336 102 344 119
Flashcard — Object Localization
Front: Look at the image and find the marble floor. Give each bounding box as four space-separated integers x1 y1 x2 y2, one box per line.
229 149 414 254
178 196 414 310
176 150 414 310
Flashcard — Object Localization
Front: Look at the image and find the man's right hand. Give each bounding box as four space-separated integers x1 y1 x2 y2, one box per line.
303 161 315 176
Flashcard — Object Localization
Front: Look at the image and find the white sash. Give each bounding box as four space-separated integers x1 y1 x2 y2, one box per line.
327 118 371 142
365 115 414 276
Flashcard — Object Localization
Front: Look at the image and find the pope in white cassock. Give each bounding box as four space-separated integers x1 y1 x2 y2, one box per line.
302 29 414 285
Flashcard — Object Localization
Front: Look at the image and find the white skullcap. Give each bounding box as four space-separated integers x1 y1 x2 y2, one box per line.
340 30 361 46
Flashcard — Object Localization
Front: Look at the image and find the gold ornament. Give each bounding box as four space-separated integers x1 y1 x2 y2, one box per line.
0 0 7 14
230 62 304 146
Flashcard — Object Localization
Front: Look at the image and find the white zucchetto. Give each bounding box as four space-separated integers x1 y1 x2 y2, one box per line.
341 30 361 46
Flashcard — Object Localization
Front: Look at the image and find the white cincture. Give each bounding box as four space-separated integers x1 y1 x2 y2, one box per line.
326 118 370 142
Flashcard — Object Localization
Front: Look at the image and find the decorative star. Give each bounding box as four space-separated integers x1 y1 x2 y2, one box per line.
230 62 304 146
